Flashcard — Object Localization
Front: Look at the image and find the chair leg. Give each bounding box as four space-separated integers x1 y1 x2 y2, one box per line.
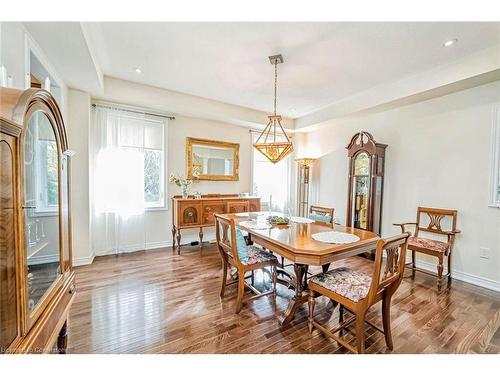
447 252 452 286
272 265 277 298
251 270 255 286
411 250 416 278
220 259 228 298
355 312 366 354
339 304 344 323
382 295 394 350
437 256 444 291
235 271 245 313
308 292 315 333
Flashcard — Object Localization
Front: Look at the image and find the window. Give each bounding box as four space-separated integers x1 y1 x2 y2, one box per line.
251 132 292 212
491 106 500 207
27 112 58 214
38 138 58 209
93 106 168 213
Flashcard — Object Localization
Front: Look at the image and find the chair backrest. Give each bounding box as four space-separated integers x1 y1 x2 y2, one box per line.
367 233 410 304
309 205 334 224
414 207 457 239
214 213 242 266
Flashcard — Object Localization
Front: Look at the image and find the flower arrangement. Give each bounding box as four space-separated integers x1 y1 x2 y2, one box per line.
169 172 198 198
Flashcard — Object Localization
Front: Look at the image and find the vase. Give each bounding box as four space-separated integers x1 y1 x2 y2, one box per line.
182 188 189 199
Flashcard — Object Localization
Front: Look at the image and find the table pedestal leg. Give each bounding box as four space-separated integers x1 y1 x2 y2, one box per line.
279 263 309 326
322 263 331 273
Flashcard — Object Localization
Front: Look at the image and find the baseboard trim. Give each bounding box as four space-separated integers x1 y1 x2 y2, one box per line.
73 252 95 267
414 259 500 292
145 240 171 250
93 240 173 258
28 254 59 266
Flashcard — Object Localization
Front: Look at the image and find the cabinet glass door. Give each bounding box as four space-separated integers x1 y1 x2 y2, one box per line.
351 152 370 230
0 136 18 351
23 111 61 313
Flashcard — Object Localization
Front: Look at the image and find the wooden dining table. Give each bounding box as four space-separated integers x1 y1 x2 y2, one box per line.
222 212 380 326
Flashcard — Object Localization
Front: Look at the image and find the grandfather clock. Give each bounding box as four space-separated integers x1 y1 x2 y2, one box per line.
346 131 387 239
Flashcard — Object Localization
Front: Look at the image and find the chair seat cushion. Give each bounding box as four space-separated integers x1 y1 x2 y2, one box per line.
240 246 278 265
408 236 449 253
309 267 372 302
309 213 332 223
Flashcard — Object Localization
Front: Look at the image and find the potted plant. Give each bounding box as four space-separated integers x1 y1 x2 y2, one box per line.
169 172 198 198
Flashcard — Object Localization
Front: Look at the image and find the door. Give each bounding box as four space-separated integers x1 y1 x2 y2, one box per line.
0 133 19 352
350 152 371 230
22 111 62 323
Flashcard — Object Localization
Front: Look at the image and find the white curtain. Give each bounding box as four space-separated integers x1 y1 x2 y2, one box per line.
90 106 148 255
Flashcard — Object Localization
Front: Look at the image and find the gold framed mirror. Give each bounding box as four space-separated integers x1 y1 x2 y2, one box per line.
186 137 239 181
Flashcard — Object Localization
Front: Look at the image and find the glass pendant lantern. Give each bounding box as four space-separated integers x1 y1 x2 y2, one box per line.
253 54 293 164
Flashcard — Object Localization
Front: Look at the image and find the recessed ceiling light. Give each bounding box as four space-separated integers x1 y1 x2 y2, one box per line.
135 68 142 73
443 39 458 47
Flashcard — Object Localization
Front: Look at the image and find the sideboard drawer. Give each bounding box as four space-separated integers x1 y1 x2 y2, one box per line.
226 200 249 213
248 198 261 212
202 201 226 225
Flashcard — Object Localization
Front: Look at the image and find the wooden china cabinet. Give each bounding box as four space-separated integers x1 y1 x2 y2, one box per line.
0 88 75 354
346 131 387 241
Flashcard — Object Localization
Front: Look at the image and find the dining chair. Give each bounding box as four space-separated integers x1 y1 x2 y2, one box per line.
394 207 460 290
214 213 279 313
309 205 334 224
308 232 410 353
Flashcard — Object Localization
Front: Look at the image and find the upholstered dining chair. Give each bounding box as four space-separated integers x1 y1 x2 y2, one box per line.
214 214 279 313
308 233 410 354
394 207 460 290
309 205 334 224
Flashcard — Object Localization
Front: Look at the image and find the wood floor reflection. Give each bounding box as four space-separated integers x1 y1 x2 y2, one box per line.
67 244 500 354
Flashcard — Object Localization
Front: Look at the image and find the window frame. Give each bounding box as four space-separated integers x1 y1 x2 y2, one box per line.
490 105 500 208
143 116 168 210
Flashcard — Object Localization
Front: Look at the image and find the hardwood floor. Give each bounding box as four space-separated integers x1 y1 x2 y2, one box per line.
67 244 500 354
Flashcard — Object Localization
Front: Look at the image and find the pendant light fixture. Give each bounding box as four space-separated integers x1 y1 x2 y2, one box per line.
253 54 293 164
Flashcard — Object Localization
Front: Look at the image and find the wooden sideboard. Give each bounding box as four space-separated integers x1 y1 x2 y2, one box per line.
171 194 261 254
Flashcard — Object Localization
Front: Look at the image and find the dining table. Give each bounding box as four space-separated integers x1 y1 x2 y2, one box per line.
222 211 380 326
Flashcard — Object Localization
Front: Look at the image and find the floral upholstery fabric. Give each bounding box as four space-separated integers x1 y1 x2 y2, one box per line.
240 246 278 265
408 236 449 253
310 267 372 302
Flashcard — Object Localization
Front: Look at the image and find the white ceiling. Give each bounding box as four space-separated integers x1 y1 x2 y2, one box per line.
82 22 500 118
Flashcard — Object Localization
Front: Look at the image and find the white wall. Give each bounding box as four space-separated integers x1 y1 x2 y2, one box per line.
0 22 26 90
96 76 294 130
146 114 255 249
0 22 68 118
297 80 500 290
67 79 263 264
67 89 92 265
